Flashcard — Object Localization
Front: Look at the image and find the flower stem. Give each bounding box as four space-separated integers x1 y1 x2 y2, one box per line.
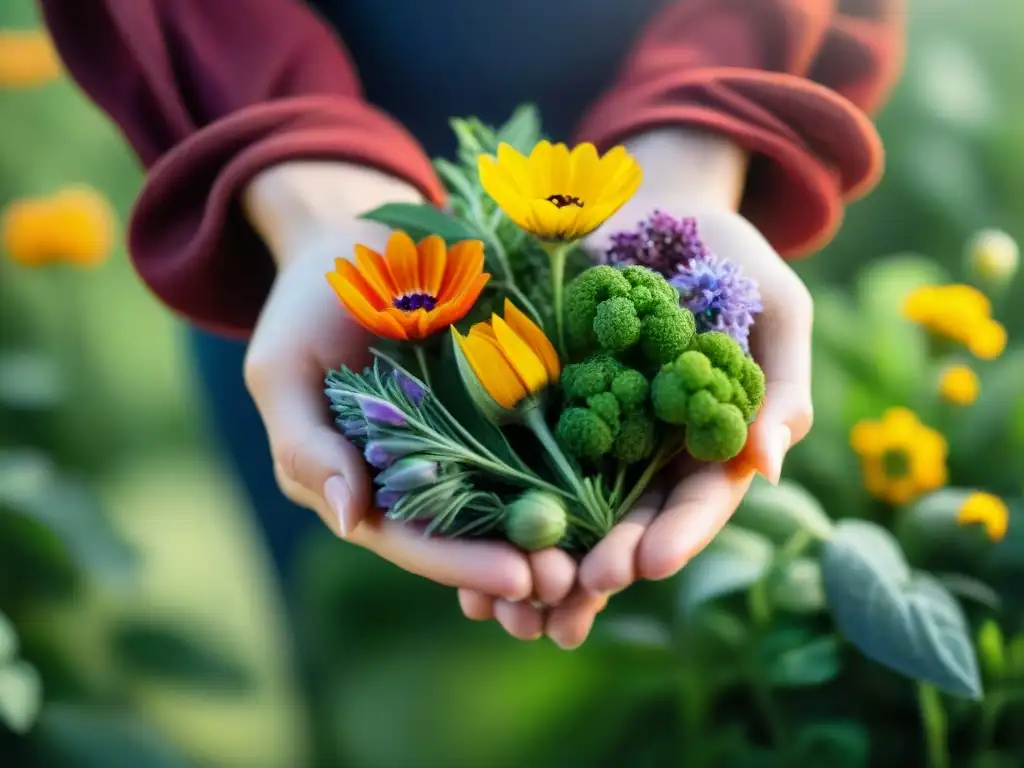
545 242 571 357
413 345 433 390
918 683 950 768
613 440 680 520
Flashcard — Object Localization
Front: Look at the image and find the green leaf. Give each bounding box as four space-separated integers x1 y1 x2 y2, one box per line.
360 202 480 243
759 628 842 687
0 660 43 734
496 104 542 154
597 615 672 651
110 619 252 693
935 573 1002 611
821 519 982 698
34 705 190 768
678 526 774 616
0 612 16 664
0 351 64 410
896 488 987 563
794 721 870 768
0 450 138 587
733 477 835 542
770 557 826 614
950 348 1024 457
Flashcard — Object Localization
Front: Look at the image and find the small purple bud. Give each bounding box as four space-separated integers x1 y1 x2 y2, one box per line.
392 369 426 405
375 457 439 492
363 438 424 469
340 418 368 438
374 489 404 509
355 394 408 426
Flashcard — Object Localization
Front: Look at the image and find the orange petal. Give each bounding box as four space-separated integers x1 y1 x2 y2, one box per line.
459 331 528 410
429 273 490 333
332 258 389 310
354 245 397 304
491 315 549 393
384 231 420 294
439 240 485 301
418 235 447 297
503 299 559 380
327 273 407 340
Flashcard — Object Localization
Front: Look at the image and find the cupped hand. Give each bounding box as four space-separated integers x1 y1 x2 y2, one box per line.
459 130 815 647
241 160 574 602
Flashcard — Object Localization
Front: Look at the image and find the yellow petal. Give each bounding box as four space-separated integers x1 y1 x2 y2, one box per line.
458 330 528 409
496 143 534 195
567 143 600 201
384 231 420 294
503 299 560 380
490 315 549 393
849 420 885 457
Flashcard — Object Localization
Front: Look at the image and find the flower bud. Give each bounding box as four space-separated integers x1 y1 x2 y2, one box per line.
355 394 408 427
977 619 1006 680
363 438 427 469
392 370 426 406
504 490 568 551
339 418 368 438
967 228 1018 284
375 458 438 492
375 489 404 510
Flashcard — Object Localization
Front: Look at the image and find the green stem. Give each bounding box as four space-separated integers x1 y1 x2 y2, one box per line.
613 440 680 520
610 463 628 508
545 242 571 358
918 683 950 768
413 345 432 390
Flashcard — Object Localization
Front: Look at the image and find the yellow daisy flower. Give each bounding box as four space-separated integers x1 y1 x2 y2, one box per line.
938 364 979 406
957 492 1009 542
850 407 948 506
478 141 642 242
1 187 117 268
0 29 61 88
966 319 1007 361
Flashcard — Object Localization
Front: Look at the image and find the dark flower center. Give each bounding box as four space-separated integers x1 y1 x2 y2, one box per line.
881 448 911 479
546 194 584 209
393 292 438 312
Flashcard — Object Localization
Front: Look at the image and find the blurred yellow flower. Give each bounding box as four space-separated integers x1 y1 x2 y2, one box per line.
966 319 1007 361
957 491 1009 542
902 283 1006 360
0 29 61 88
938 364 979 406
478 141 642 242
850 407 948 506
2 187 117 268
967 228 1019 285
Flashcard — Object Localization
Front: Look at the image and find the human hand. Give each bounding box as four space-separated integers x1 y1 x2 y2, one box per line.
459 129 815 647
242 160 571 601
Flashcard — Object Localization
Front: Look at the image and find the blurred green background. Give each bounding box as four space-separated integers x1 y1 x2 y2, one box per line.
1 0 1022 766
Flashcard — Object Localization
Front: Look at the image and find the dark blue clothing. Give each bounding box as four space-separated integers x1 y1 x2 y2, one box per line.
196 0 669 578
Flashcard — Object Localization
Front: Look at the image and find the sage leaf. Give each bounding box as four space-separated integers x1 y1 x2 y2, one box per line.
759 629 842 688
822 519 982 698
497 104 542 154
733 478 834 543
678 527 773 616
360 203 480 243
770 557 826 614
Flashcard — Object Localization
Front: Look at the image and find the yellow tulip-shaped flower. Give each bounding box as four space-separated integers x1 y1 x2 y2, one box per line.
957 492 1009 542
478 141 641 243
452 299 560 421
850 407 948 506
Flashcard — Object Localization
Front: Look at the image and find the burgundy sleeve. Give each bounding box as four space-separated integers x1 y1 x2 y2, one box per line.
574 0 907 258
39 0 446 338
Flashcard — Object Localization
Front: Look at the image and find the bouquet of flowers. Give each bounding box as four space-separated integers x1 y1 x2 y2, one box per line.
323 106 765 552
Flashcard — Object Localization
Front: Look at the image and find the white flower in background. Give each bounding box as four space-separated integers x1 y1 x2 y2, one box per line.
966 228 1019 285
914 37 995 133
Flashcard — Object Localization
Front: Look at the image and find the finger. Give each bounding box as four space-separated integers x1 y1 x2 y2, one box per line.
545 589 609 650
578 483 667 595
494 600 544 640
458 589 495 621
637 462 755 581
529 548 577 606
747 264 814 484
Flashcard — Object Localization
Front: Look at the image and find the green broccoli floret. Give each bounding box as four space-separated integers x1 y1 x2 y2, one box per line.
564 265 696 365
650 331 767 462
556 353 656 463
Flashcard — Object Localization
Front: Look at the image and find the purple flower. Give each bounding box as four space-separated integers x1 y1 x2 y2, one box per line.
671 257 762 353
355 394 408 427
375 458 439 492
340 418 368 438
363 438 425 470
605 211 709 275
375 489 404 509
392 369 426 406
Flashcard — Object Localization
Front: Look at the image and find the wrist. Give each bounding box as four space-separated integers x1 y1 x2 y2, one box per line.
622 128 749 214
243 161 424 269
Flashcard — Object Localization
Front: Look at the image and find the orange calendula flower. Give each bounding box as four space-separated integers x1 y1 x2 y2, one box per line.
957 491 1009 542
478 141 642 242
326 232 490 341
1 187 117 268
452 299 560 419
0 29 61 88
850 407 948 506
938 364 980 406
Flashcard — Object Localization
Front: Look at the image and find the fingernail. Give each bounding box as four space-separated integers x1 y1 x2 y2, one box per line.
324 475 353 537
765 425 792 485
